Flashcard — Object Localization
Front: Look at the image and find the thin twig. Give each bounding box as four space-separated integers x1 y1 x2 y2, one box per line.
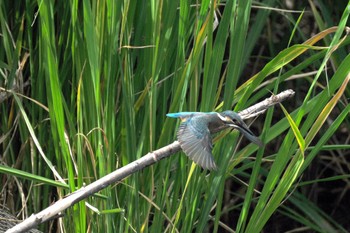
6 89 295 233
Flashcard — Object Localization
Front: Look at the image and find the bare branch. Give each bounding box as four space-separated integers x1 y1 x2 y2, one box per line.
6 89 294 233
239 89 295 119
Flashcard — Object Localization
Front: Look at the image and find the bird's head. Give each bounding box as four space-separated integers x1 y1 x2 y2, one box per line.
218 111 263 147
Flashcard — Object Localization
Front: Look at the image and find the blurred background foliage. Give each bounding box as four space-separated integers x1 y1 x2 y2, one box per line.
1 0 350 232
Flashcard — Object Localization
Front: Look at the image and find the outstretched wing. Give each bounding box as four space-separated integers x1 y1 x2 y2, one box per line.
177 117 217 170
166 112 202 120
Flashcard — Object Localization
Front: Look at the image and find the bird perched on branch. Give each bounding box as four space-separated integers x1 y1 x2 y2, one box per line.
167 111 263 170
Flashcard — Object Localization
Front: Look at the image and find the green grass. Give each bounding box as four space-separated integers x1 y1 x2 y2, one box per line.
1 0 350 232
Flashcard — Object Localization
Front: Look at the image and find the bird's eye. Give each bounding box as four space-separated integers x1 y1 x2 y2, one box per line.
227 117 239 125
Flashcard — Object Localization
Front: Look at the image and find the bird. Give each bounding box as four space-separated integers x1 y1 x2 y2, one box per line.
167 111 263 170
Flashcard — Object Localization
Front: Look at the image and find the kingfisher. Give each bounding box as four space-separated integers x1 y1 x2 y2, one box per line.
167 111 263 170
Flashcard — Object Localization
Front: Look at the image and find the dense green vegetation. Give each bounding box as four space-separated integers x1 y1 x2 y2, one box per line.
1 1 350 232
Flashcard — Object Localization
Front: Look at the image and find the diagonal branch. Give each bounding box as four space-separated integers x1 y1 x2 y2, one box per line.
6 89 295 233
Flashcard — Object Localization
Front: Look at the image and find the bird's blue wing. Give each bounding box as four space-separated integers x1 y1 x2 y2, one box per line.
166 112 201 119
177 117 217 170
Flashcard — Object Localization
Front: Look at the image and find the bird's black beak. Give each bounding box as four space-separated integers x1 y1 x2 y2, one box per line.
229 122 264 147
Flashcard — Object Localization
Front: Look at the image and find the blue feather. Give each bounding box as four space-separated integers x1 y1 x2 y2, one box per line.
166 112 197 118
166 112 215 118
